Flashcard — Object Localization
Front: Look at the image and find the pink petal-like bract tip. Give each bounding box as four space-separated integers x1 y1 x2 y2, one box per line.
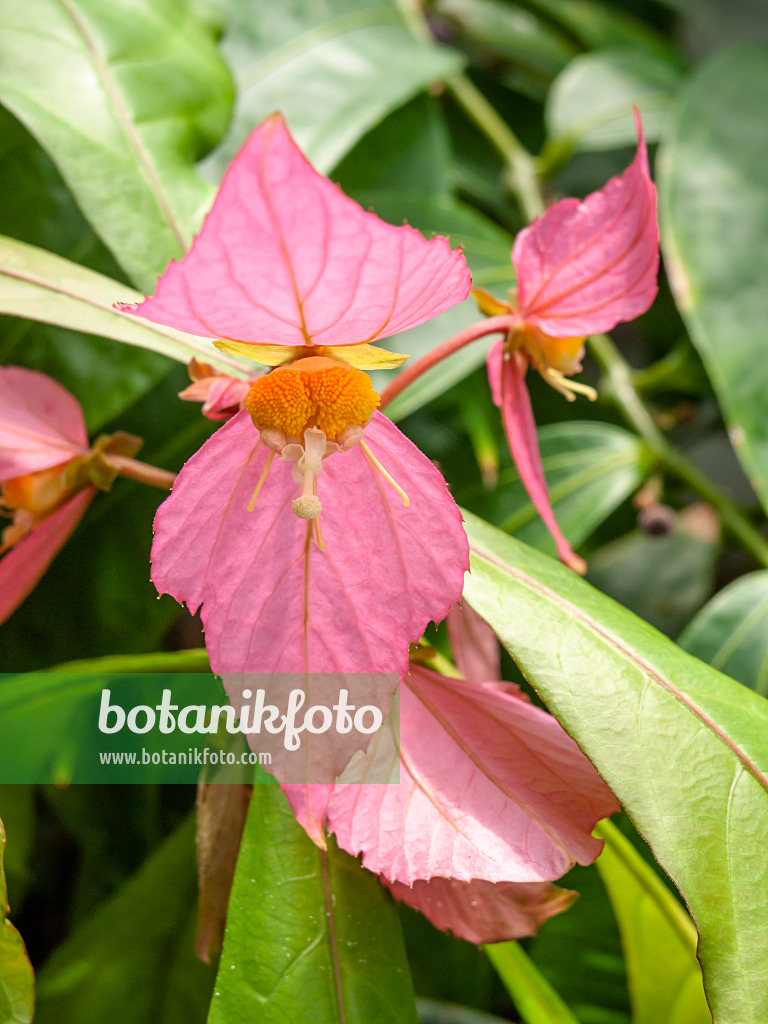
0 488 95 626
492 345 586 573
0 366 88 478
383 876 577 945
150 411 468 676
326 666 619 886
513 109 658 338
125 114 471 347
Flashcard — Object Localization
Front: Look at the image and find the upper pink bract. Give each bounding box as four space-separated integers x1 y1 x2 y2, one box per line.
0 366 88 478
151 411 469 676
513 110 658 338
123 114 471 347
324 665 619 885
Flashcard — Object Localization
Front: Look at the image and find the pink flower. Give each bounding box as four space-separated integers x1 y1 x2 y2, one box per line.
124 115 471 714
285 603 619 943
0 368 147 626
177 359 257 422
0 367 94 625
479 110 658 572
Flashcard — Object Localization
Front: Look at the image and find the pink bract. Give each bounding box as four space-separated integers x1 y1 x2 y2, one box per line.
513 109 658 338
0 366 88 478
0 488 95 627
307 665 618 885
446 596 501 685
488 343 586 573
123 114 471 347
382 877 576 944
151 411 469 677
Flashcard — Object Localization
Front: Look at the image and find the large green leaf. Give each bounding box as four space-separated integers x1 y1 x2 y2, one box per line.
461 511 768 1023
659 47 768 515
0 0 233 289
0 106 179 431
679 571 768 695
594 820 710 1024
545 48 681 153
0 817 33 1024
460 422 648 556
0 236 250 381
203 0 464 179
209 783 417 1024
34 816 213 1024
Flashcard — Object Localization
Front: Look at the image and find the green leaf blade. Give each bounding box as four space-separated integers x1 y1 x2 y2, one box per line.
659 46 768 515
0 235 250 380
461 512 768 1023
209 784 418 1024
0 0 233 288
680 571 768 696
204 0 464 179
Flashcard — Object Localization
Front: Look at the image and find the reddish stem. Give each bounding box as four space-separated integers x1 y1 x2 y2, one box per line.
103 455 177 491
378 315 515 411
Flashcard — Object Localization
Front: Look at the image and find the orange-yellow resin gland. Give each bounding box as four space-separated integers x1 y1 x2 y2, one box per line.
245 356 380 441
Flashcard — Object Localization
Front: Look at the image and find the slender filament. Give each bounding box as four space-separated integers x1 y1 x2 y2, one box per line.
544 368 598 403
247 450 276 511
359 441 410 507
314 514 325 550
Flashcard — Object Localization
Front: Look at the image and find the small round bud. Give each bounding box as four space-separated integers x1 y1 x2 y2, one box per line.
291 495 322 520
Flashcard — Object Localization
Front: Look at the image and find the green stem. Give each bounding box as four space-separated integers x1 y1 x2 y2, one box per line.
589 333 768 567
446 74 544 222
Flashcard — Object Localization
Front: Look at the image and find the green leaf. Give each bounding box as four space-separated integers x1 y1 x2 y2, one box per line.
34 815 213 1024
0 816 34 1024
594 820 710 1024
0 235 250 381
433 0 577 101
0 0 233 288
659 47 768 515
461 511 768 1023
545 48 681 153
209 784 417 1024
203 0 464 179
586 511 720 639
0 107 181 431
485 942 580 1024
460 422 648 555
679 571 768 695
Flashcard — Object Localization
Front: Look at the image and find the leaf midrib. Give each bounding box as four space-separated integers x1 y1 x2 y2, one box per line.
54 0 188 252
